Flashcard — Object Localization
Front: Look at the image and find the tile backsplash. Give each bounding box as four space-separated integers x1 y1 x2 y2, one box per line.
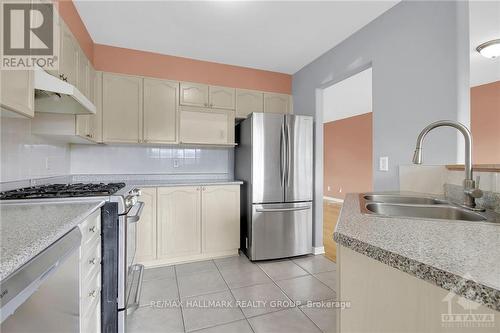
0 117 70 182
70 144 233 177
1 117 234 183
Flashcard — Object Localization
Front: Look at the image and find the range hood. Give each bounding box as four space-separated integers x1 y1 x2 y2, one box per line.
34 69 96 115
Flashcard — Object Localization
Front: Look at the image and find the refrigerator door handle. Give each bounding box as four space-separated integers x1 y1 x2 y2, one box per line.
286 117 292 188
256 206 311 213
280 121 286 188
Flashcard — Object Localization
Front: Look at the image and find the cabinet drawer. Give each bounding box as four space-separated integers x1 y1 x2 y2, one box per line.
81 268 101 317
79 211 101 245
81 236 101 282
81 290 100 333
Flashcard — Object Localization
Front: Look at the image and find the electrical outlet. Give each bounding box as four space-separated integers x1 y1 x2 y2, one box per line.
379 156 389 171
45 157 51 170
339 187 343 193
173 159 180 168
327 186 331 191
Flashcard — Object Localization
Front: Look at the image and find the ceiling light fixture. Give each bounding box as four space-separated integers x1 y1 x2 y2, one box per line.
476 39 500 59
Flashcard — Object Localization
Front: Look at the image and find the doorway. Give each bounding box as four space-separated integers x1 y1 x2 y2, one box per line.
321 67 373 261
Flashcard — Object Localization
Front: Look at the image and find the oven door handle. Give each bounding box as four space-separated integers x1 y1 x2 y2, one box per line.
126 201 144 223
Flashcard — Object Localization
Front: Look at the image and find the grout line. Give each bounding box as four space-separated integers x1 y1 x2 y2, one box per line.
173 265 187 333
257 259 332 333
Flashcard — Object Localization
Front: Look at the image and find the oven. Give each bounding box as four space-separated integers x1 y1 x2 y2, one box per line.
117 195 144 332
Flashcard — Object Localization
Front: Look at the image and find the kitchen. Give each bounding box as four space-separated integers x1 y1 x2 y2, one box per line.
1 1 499 333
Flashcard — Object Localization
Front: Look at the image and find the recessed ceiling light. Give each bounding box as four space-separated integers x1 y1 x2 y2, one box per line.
476 39 500 59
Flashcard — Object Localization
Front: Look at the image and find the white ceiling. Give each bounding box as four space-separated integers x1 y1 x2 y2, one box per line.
323 67 372 123
470 1 500 87
73 1 398 74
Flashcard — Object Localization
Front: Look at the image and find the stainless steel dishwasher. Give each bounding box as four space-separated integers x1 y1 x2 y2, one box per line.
0 227 82 332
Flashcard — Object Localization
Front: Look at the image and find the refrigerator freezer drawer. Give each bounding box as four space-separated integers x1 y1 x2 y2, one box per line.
250 202 312 260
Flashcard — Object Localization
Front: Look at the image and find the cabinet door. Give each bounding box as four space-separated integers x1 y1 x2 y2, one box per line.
77 49 90 97
102 73 142 143
180 82 209 107
236 89 263 118
143 78 178 144
157 187 201 259
136 188 157 263
59 23 79 86
0 70 34 117
209 86 235 110
179 109 233 144
202 185 240 253
90 71 103 142
264 93 291 114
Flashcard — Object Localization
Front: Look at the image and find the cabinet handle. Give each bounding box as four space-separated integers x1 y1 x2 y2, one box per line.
89 290 98 298
89 257 98 265
89 226 97 233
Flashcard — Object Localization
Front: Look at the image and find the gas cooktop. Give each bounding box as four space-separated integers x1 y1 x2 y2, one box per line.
0 182 126 200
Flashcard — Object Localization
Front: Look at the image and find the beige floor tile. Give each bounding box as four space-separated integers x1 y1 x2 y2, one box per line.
182 290 245 332
248 308 321 333
276 275 336 303
231 282 292 318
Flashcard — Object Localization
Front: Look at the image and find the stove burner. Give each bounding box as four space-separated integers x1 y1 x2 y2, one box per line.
0 182 126 200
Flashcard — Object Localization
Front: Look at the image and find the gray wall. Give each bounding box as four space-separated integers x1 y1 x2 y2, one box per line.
292 1 470 247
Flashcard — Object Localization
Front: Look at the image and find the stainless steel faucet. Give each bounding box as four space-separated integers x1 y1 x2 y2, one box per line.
412 120 483 210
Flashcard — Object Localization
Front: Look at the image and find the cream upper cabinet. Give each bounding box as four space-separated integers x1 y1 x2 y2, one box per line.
59 22 79 86
179 107 234 145
236 89 263 118
209 86 235 110
201 185 240 253
102 73 142 143
143 78 178 144
136 188 157 263
180 82 209 107
90 71 103 142
77 49 90 98
77 70 102 143
157 187 201 259
0 70 34 118
264 92 291 114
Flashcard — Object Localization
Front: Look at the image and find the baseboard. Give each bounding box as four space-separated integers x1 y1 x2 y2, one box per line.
323 196 344 203
312 246 325 255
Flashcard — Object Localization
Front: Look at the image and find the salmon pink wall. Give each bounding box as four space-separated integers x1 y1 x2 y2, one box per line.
323 113 373 199
54 1 291 94
471 81 500 164
93 44 291 94
54 0 93 60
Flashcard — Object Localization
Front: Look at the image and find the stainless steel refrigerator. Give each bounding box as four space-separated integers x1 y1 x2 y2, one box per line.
235 113 313 260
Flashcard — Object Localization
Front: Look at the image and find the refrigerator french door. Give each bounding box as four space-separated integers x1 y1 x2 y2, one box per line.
236 113 313 260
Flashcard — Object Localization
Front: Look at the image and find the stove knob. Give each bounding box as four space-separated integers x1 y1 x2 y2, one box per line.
135 189 142 196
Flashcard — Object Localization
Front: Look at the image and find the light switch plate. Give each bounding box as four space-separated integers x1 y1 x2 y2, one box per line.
379 156 389 171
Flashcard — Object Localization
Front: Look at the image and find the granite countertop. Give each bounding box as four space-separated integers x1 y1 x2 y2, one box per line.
334 193 500 311
0 200 104 281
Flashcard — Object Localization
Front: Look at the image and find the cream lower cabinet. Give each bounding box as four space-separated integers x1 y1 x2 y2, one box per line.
102 73 143 143
135 188 157 262
201 185 240 253
264 92 292 114
137 185 240 266
143 78 178 144
78 210 102 333
157 186 202 259
0 70 34 118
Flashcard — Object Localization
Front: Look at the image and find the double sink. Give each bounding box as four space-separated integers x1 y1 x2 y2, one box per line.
360 194 487 222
